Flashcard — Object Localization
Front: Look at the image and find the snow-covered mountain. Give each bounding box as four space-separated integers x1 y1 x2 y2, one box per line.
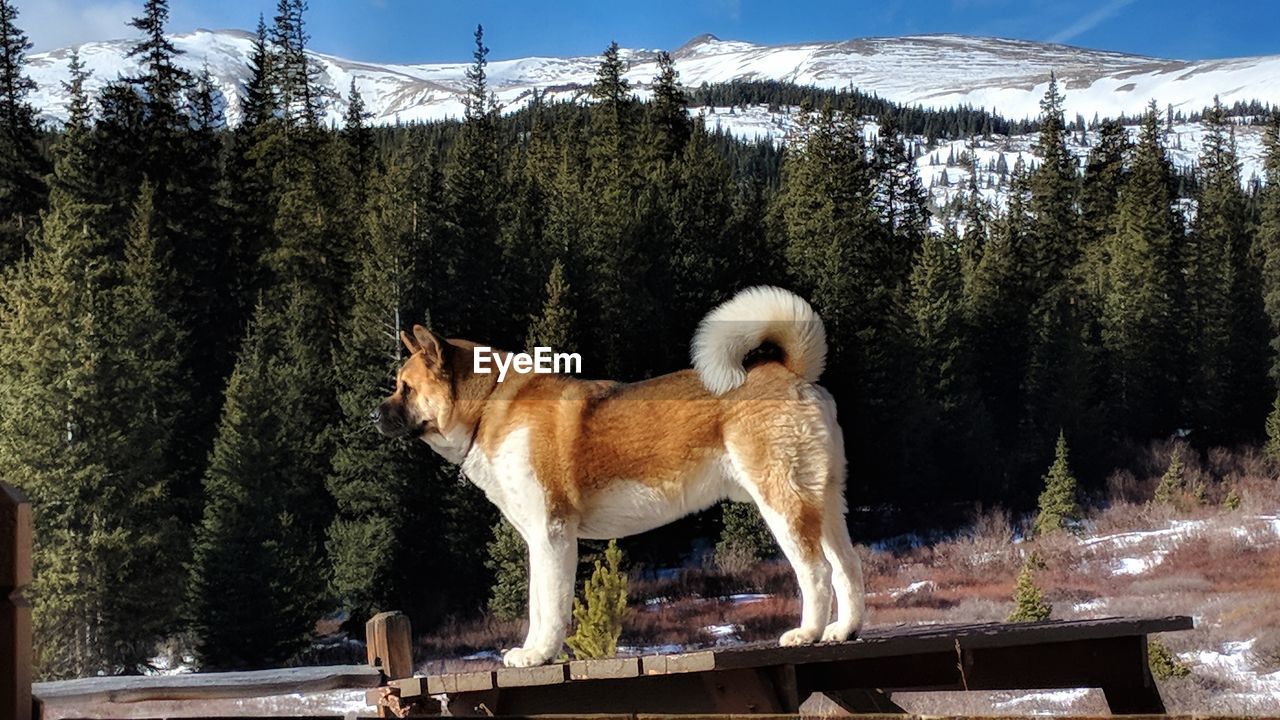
24 29 1280 128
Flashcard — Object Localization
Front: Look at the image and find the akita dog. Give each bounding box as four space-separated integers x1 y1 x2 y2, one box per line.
374 286 864 667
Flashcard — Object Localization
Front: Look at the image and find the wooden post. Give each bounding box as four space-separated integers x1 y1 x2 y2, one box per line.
1 482 34 720
365 611 412 682
366 611 415 717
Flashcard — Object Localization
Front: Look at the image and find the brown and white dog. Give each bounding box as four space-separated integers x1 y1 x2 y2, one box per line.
374 286 864 667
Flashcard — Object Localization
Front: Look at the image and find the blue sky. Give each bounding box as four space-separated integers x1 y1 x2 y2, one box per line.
15 0 1279 63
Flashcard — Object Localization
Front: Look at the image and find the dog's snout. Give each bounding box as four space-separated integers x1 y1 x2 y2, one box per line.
369 405 383 424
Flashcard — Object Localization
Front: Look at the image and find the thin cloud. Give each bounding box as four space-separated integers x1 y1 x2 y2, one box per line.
1048 0 1139 44
13 0 139 51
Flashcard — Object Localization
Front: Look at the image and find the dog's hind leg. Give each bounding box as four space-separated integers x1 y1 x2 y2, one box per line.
729 450 832 647
820 502 864 641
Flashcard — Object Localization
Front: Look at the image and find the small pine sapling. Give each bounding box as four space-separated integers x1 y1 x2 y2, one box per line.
1148 636 1191 680
1008 551 1052 623
1154 445 1186 506
1224 486 1242 511
566 539 628 660
1033 431 1082 536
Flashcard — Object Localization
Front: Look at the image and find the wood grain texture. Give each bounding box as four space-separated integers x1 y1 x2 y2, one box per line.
1 483 33 720
33 665 382 704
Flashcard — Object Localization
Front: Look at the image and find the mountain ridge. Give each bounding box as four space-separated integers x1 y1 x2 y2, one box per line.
23 29 1280 128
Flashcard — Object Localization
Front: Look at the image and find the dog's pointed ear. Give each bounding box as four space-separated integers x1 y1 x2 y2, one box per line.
412 325 447 368
400 329 421 355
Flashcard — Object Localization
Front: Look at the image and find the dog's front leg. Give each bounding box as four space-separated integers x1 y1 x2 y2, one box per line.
503 519 577 667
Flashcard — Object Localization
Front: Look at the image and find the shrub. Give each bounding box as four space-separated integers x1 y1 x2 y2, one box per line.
1154 444 1186 506
1008 552 1052 623
566 539 628 659
1222 486 1242 510
1033 432 1082 536
1148 636 1191 679
1266 392 1280 462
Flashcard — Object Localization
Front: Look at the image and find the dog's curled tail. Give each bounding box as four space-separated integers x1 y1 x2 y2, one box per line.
692 286 827 395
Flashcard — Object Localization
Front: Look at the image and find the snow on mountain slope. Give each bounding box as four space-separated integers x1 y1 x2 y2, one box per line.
24 29 1280 128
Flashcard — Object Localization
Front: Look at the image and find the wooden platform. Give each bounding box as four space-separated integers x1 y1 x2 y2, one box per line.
409 616 1193 716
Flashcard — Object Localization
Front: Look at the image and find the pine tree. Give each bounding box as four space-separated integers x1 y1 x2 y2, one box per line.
1267 391 1280 462
1100 104 1187 439
580 41 653 378
648 51 691 164
909 224 991 491
1154 445 1185 506
0 176 185 676
326 160 442 630
664 120 737 346
485 520 527 621
965 159 1035 492
1022 75 1092 455
1147 637 1190 679
240 15 276 130
777 102 914 501
1008 553 1052 622
873 112 928 279
959 153 988 293
271 0 322 129
1080 120 1130 251
188 289 332 670
1260 113 1280 387
340 79 376 214
1027 73 1079 291
225 15 279 320
1223 486 1242 511
0 0 46 263
441 25 505 342
715 501 775 569
1033 431 1082 536
566 539 628 660
527 258 576 349
1187 97 1269 439
127 0 188 106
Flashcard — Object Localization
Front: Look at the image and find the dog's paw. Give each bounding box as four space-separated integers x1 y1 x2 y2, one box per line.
778 627 821 647
821 621 857 643
502 647 549 668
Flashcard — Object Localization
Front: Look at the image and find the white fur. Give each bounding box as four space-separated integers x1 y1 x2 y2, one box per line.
579 457 732 539
463 428 578 668
692 286 827 395
425 423 475 466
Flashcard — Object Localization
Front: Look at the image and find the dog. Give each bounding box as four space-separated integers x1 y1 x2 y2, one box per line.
374 286 864 667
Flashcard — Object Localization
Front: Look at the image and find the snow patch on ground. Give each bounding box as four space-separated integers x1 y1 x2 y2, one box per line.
1072 598 1107 613
1183 639 1280 706
890 580 936 599
992 687 1092 713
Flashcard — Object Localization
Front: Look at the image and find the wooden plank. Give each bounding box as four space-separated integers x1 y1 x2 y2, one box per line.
389 677 427 697
1 483 34 720
32 665 382 704
453 670 497 693
568 656 639 680
702 615 1193 671
496 663 568 688
640 650 715 676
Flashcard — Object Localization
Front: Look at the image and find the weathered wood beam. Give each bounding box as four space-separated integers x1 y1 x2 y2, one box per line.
1 483 33 720
33 665 382 705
